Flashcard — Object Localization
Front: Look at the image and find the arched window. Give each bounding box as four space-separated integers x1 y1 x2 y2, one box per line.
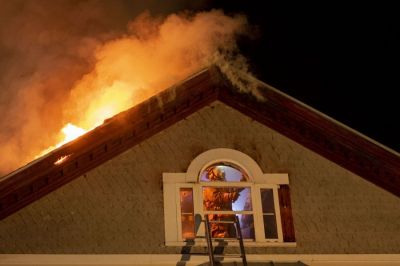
186 162 255 239
163 149 295 246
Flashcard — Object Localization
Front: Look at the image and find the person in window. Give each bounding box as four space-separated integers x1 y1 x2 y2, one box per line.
203 166 244 238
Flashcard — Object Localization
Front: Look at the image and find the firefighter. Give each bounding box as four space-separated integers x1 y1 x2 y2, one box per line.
203 165 244 238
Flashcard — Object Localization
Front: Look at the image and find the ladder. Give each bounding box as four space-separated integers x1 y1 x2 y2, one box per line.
204 215 248 266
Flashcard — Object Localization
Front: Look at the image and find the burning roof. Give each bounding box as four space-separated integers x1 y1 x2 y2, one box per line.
0 65 399 220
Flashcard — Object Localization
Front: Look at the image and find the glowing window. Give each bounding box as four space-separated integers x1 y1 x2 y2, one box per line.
199 163 254 239
180 188 195 239
163 149 294 246
200 163 249 182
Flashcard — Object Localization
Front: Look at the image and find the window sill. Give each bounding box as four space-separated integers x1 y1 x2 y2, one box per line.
165 240 296 247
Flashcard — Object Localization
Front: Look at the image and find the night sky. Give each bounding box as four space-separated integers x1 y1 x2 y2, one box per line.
205 2 400 152
139 1 400 152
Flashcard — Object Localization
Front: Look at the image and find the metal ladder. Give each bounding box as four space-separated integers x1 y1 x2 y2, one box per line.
204 215 248 266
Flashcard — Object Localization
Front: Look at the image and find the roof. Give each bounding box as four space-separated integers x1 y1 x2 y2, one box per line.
1 65 399 220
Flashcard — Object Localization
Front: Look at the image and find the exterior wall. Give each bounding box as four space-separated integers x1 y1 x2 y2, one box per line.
0 102 399 254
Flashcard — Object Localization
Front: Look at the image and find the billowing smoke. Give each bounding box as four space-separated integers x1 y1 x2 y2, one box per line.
63 10 248 128
0 1 248 176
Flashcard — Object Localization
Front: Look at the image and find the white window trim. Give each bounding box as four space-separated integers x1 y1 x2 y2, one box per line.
254 184 284 242
163 148 295 247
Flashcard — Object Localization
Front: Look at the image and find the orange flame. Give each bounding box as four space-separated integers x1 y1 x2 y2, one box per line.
77 80 135 129
29 10 247 166
36 123 87 158
61 123 86 143
38 80 135 158
54 154 71 165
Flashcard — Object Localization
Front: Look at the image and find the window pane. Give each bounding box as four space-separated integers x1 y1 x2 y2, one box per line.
200 163 249 182
261 188 275 213
203 187 252 211
180 188 194 239
181 214 195 239
263 215 278 239
238 214 255 239
207 214 236 238
261 188 278 239
207 214 254 239
180 188 194 213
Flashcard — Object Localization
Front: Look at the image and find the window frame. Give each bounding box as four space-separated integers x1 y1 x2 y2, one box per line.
163 148 295 247
254 184 284 242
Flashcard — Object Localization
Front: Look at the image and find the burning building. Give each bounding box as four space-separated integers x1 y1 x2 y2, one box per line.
0 66 399 265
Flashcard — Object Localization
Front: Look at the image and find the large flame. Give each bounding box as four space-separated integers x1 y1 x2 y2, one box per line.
38 80 134 158
1 9 248 174
36 123 86 158
76 80 136 129
61 123 86 143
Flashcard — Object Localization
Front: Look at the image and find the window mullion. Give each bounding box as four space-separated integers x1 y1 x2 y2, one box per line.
253 184 264 242
193 184 204 237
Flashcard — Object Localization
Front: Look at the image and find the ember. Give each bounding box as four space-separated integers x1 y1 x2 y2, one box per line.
54 154 71 165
